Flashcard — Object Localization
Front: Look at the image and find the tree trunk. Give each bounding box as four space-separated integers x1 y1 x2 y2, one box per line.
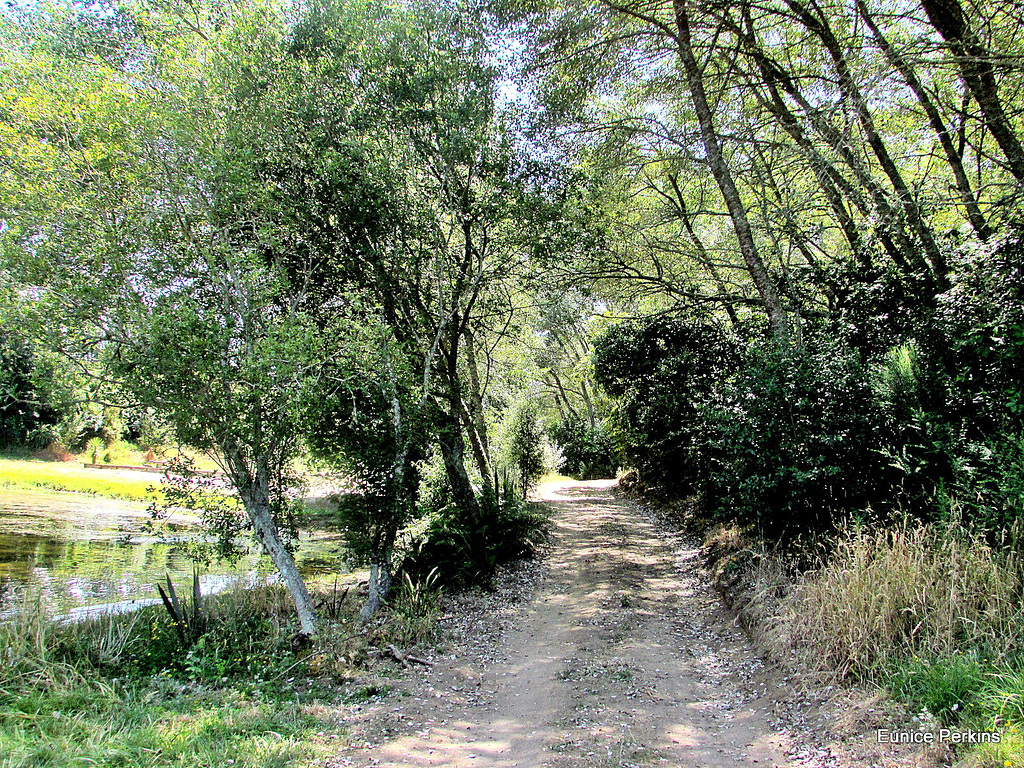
460 397 492 493
786 0 947 280
672 0 790 341
921 0 1024 181
463 331 492 464
858 0 991 241
745 73 873 268
437 404 481 521
360 561 392 621
580 380 598 429
240 486 317 638
460 331 493 495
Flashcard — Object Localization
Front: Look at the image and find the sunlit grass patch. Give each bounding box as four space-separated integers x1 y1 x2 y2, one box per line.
892 651 987 725
0 458 164 502
884 654 1024 765
0 691 330 768
957 723 1024 767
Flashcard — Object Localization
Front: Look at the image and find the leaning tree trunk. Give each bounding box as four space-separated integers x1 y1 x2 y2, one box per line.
733 12 925 274
239 484 317 638
672 0 790 341
786 0 947 280
437 405 481 522
463 331 493 466
858 0 991 241
921 0 1024 182
460 398 492 496
359 497 400 622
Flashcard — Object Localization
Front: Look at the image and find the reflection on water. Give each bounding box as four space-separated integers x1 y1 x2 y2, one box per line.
0 489 349 613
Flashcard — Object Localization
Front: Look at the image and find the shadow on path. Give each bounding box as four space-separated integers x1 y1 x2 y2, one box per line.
338 479 791 768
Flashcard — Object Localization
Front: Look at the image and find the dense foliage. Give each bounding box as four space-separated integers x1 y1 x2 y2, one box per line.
593 317 739 495
547 415 618 480
593 229 1024 542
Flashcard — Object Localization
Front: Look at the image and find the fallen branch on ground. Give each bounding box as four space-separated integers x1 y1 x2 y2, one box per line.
386 643 434 668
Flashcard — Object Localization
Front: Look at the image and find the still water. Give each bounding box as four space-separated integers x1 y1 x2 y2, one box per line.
0 489 349 614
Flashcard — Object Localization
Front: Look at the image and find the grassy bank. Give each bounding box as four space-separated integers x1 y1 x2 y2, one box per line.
0 457 164 502
789 523 1024 768
0 579 431 768
704 518 1024 767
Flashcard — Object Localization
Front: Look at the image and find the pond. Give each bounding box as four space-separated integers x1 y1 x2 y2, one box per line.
0 489 350 616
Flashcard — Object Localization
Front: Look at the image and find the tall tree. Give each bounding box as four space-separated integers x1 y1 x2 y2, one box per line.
265 0 532 602
1 0 323 636
669 0 790 338
920 0 1024 181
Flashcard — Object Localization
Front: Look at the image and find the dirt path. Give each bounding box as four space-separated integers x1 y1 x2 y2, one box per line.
333 479 795 768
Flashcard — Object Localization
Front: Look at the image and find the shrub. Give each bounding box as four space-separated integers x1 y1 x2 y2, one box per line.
704 337 891 538
31 440 74 462
401 477 549 588
932 220 1024 438
384 569 441 646
592 316 739 494
548 415 618 480
823 262 937 357
102 439 132 464
496 400 546 494
85 436 105 464
943 436 1024 540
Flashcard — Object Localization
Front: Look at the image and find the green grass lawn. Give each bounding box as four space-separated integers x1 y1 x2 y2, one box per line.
0 686 331 768
0 589 370 768
0 458 164 502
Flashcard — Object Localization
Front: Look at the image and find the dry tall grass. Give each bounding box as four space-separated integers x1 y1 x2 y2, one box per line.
784 522 1024 678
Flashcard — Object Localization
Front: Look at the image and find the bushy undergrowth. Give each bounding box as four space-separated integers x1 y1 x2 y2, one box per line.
716 516 1024 762
495 400 547 495
891 651 987 725
383 569 442 646
0 573 451 766
593 316 739 496
889 655 1024 766
401 486 549 588
547 415 618 480
1 586 306 689
704 338 891 538
597 222 1024 547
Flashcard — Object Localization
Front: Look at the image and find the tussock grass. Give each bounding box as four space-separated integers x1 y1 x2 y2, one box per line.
383 569 441 647
784 521 1024 679
0 599 102 698
708 518 1024 763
